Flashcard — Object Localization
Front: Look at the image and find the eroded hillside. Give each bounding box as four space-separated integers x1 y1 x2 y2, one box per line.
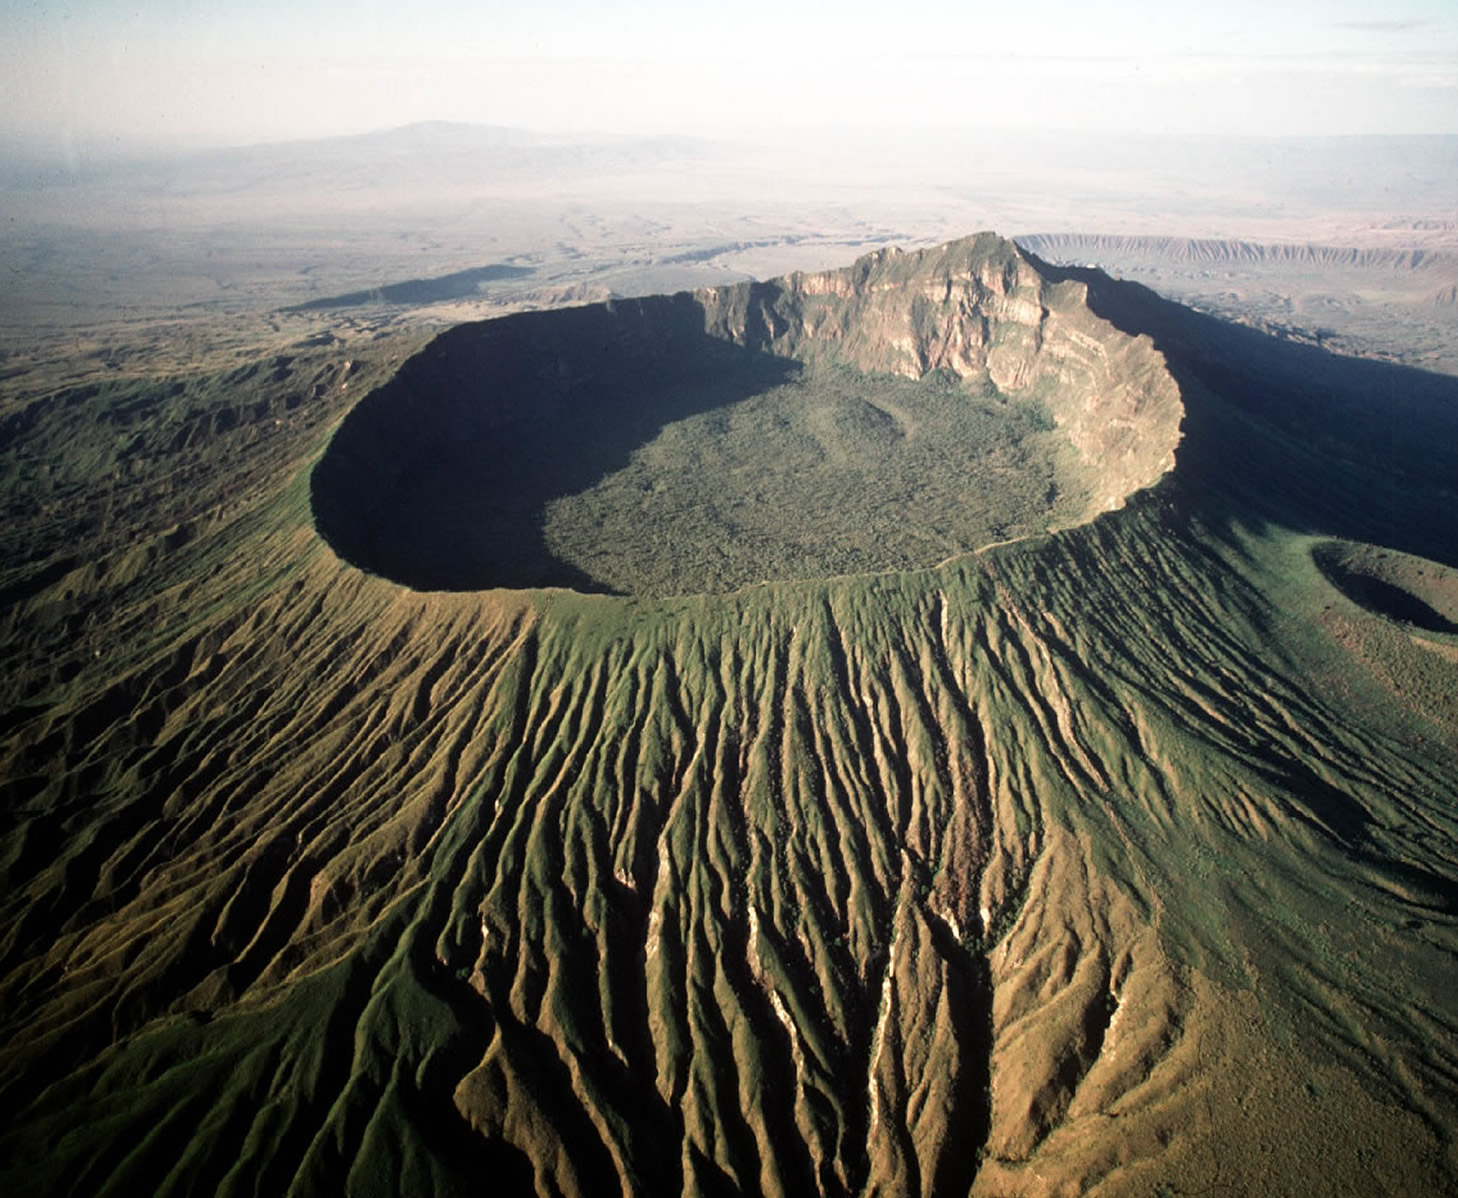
2 237 1457 1197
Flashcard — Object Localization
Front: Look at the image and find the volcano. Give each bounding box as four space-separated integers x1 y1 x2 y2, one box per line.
2 234 1457 1197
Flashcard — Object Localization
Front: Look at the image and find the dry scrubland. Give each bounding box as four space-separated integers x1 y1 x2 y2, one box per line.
2 130 1458 1196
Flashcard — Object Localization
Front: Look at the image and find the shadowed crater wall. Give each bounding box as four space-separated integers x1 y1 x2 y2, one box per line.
311 234 1185 595
1029 254 1458 570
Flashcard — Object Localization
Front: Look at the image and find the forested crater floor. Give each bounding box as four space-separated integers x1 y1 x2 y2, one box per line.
2 235 1458 1197
310 235 1181 595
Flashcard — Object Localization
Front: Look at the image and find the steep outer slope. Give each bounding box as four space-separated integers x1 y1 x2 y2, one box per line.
1 242 1457 1197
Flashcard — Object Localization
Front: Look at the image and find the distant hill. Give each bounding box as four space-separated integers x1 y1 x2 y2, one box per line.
0 120 723 190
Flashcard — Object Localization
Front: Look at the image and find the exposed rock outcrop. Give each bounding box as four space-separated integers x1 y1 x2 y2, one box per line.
696 233 1184 515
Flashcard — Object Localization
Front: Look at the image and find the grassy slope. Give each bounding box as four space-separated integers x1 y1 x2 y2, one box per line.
2 253 1457 1196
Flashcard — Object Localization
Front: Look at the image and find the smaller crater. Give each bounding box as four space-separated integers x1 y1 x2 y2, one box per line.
1314 541 1458 635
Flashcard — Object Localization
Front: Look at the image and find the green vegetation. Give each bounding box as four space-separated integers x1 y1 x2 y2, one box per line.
544 365 1084 595
2 236 1457 1197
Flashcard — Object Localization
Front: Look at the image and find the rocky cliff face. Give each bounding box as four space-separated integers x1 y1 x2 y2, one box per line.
694 232 1184 517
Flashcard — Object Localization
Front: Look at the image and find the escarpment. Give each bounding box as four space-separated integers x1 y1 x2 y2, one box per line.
701 235 1183 509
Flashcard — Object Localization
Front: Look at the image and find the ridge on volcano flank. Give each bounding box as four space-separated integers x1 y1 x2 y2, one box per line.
311 234 1184 595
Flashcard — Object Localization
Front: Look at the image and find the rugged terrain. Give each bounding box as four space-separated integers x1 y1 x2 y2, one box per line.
2 233 1457 1197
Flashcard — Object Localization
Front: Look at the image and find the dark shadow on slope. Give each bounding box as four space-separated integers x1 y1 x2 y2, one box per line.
286 263 534 311
1244 747 1374 849
311 291 798 592
924 919 994 1196
1027 256 1458 570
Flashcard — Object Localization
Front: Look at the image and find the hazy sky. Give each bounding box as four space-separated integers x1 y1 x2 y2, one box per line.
3 0 1457 151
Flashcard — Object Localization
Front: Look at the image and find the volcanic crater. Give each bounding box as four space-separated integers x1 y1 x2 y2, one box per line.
1315 540 1458 636
10 225 1458 1198
311 234 1185 595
